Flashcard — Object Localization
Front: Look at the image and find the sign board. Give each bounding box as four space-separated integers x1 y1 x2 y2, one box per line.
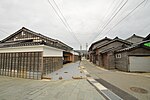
144 42 150 47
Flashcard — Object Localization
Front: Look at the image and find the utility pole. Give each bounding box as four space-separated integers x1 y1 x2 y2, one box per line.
86 43 88 59
80 45 82 50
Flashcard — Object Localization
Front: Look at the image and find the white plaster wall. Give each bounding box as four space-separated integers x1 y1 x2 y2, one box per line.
43 46 63 57
0 45 63 57
0 45 43 53
70 50 79 56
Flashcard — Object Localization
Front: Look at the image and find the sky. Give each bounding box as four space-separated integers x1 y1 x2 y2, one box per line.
0 0 150 50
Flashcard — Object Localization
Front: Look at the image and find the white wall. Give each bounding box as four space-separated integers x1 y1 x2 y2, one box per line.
43 46 63 57
70 50 79 56
0 45 43 53
0 45 63 57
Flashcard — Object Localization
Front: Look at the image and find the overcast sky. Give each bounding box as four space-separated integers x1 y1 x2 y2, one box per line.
0 0 150 50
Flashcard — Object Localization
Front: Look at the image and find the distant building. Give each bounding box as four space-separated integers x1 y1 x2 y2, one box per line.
115 34 150 72
63 50 80 64
88 37 112 64
96 37 132 69
143 34 150 41
115 40 150 72
88 34 150 72
126 34 144 44
0 27 74 79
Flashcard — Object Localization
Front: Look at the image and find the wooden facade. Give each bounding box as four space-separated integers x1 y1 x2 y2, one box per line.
115 40 150 71
43 57 63 75
88 34 150 71
63 51 80 64
0 27 72 79
0 52 42 79
88 37 112 65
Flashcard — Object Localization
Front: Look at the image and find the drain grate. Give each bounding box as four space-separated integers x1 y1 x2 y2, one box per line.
130 87 148 94
86 74 91 77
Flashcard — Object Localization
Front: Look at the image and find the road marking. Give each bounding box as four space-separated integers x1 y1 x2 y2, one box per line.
82 66 123 100
87 78 123 100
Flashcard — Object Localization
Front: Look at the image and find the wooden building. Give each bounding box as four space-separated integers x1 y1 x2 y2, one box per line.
88 34 150 72
126 34 144 44
96 37 132 69
115 40 150 72
143 34 150 41
63 50 80 64
115 34 150 72
88 37 112 64
0 27 73 79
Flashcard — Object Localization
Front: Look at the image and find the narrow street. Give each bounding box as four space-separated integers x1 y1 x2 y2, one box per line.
0 60 150 100
47 61 86 80
0 61 105 100
81 60 150 100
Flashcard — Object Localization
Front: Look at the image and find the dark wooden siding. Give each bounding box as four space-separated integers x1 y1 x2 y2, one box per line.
0 52 42 79
102 53 108 68
43 57 63 75
4 30 72 50
74 55 79 62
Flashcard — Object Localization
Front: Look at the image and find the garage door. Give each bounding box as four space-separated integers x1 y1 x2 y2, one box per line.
129 56 150 72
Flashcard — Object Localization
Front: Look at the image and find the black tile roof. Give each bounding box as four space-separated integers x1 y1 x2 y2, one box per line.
116 40 150 52
0 27 73 50
96 37 132 49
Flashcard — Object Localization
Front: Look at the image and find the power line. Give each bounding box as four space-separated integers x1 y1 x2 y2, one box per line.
101 0 147 38
47 0 68 30
96 0 117 31
102 0 122 25
144 0 149 6
52 0 81 45
90 0 128 43
88 0 122 44
96 0 128 39
47 0 81 46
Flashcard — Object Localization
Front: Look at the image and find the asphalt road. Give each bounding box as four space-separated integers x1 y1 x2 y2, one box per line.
81 60 150 100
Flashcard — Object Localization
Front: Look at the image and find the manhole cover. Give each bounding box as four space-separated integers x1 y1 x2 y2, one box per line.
64 72 68 73
86 74 91 77
130 87 148 94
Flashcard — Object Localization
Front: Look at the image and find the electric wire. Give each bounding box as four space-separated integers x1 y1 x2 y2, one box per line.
102 0 123 26
47 0 68 30
88 0 120 44
52 0 81 45
96 0 117 31
144 0 149 6
103 0 117 20
100 0 147 38
90 0 128 43
47 0 81 45
96 0 128 39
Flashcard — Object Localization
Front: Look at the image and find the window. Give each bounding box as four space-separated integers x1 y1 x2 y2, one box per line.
116 53 121 58
21 32 25 36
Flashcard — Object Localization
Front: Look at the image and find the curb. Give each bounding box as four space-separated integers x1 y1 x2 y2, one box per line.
82 68 123 100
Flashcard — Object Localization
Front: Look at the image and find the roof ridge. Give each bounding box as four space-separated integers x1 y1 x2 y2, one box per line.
96 38 132 49
126 34 144 40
